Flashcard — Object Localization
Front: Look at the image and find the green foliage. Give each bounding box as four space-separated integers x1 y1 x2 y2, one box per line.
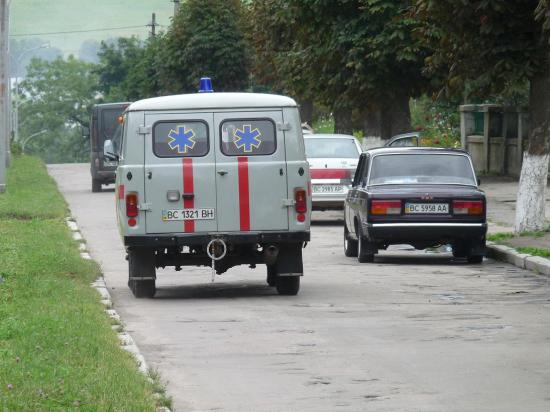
0 157 159 411
160 0 250 93
17 57 100 163
96 36 162 101
411 96 461 147
248 0 428 114
414 0 549 99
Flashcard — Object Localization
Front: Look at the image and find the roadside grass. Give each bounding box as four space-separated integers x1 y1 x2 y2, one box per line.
487 232 515 242
516 247 550 258
0 156 159 411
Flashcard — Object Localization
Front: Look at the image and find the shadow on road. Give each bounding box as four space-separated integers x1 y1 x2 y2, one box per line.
154 281 281 300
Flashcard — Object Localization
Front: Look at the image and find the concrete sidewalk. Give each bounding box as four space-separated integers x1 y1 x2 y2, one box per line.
481 177 550 275
481 177 550 233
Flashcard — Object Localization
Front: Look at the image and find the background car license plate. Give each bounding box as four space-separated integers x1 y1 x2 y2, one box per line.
405 203 449 214
313 185 344 193
162 208 215 221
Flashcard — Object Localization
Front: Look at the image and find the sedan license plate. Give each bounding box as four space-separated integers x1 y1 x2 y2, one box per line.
313 185 344 194
162 208 215 221
405 203 449 214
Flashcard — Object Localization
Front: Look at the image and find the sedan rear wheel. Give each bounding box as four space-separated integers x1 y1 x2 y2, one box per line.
344 225 358 257
357 225 376 263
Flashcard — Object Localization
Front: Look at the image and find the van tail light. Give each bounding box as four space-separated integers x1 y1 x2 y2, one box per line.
126 193 139 217
453 200 483 215
371 200 402 215
295 188 307 216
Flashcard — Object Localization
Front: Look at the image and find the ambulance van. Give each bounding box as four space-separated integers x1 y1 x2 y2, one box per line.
104 83 311 298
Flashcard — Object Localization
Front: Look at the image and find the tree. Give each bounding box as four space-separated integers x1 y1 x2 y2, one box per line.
9 38 63 78
16 57 99 163
160 0 250 94
248 0 428 136
414 0 550 232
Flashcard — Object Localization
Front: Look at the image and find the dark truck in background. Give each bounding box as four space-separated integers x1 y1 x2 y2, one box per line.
83 102 130 192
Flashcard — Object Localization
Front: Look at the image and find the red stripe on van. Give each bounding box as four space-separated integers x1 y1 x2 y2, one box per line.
118 184 125 200
238 157 250 231
183 158 195 233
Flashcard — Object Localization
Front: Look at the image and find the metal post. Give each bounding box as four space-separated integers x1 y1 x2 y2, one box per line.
173 0 181 16
0 0 9 193
148 13 157 38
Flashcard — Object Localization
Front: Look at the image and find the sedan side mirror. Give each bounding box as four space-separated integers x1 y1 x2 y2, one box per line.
82 126 90 139
103 139 118 161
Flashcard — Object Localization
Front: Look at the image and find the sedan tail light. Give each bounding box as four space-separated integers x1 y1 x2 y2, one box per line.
310 169 352 179
126 193 139 217
371 200 402 215
453 200 483 215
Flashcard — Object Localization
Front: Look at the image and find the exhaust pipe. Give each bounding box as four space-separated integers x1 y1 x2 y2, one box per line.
264 245 279 265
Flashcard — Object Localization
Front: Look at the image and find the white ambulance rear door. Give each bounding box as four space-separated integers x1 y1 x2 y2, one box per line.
214 111 289 232
143 112 218 234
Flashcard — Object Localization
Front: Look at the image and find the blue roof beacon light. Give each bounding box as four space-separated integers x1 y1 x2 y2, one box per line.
198 77 214 93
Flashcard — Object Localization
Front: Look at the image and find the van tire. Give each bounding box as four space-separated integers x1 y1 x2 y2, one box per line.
266 265 277 287
344 225 358 257
276 276 300 295
128 248 156 298
92 179 102 193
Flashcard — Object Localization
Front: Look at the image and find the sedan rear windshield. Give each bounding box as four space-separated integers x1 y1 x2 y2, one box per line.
369 154 476 186
305 138 359 158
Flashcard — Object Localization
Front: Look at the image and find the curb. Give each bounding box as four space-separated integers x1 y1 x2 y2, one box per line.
486 241 550 276
65 217 172 412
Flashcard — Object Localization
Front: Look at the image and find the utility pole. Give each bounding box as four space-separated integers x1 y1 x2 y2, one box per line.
147 13 157 38
0 0 9 193
173 0 181 16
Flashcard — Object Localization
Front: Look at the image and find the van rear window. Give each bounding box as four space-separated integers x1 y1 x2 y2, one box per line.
220 119 276 156
153 121 209 157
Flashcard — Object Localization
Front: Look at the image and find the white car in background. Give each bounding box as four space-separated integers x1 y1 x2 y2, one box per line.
304 134 362 210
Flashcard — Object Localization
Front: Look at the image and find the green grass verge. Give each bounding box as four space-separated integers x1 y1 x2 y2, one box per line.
516 247 550 258
487 232 515 242
0 156 160 411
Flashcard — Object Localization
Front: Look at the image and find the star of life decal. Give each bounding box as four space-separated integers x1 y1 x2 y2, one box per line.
167 125 196 154
233 124 262 153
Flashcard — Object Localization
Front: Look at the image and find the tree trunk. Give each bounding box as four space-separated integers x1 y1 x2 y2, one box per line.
334 108 353 134
515 53 550 233
379 93 412 139
300 100 314 127
362 107 382 138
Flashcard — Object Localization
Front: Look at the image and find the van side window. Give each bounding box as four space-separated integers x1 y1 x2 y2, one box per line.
220 119 276 156
153 121 209 158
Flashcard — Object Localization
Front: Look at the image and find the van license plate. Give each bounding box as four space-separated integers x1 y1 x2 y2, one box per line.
162 209 215 221
405 203 449 214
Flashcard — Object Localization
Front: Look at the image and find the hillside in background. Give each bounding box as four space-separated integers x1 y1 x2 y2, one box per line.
10 0 174 56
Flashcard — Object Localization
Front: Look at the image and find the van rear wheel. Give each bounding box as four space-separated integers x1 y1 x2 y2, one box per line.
276 276 300 295
128 248 156 298
266 265 277 287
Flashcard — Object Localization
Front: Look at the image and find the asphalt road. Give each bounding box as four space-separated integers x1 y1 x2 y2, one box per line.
49 164 550 412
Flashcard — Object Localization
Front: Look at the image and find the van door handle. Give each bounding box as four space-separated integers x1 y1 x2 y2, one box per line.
217 170 228 176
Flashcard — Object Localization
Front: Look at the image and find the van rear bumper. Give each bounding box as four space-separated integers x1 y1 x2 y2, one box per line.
124 231 310 248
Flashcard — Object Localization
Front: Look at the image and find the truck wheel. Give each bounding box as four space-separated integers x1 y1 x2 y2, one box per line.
128 248 156 298
344 225 358 257
92 179 102 193
357 226 376 263
276 276 300 295
266 265 277 287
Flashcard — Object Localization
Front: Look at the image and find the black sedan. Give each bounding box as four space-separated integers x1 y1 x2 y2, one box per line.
344 147 487 263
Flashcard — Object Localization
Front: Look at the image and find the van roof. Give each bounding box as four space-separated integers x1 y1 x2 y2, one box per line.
128 92 298 112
